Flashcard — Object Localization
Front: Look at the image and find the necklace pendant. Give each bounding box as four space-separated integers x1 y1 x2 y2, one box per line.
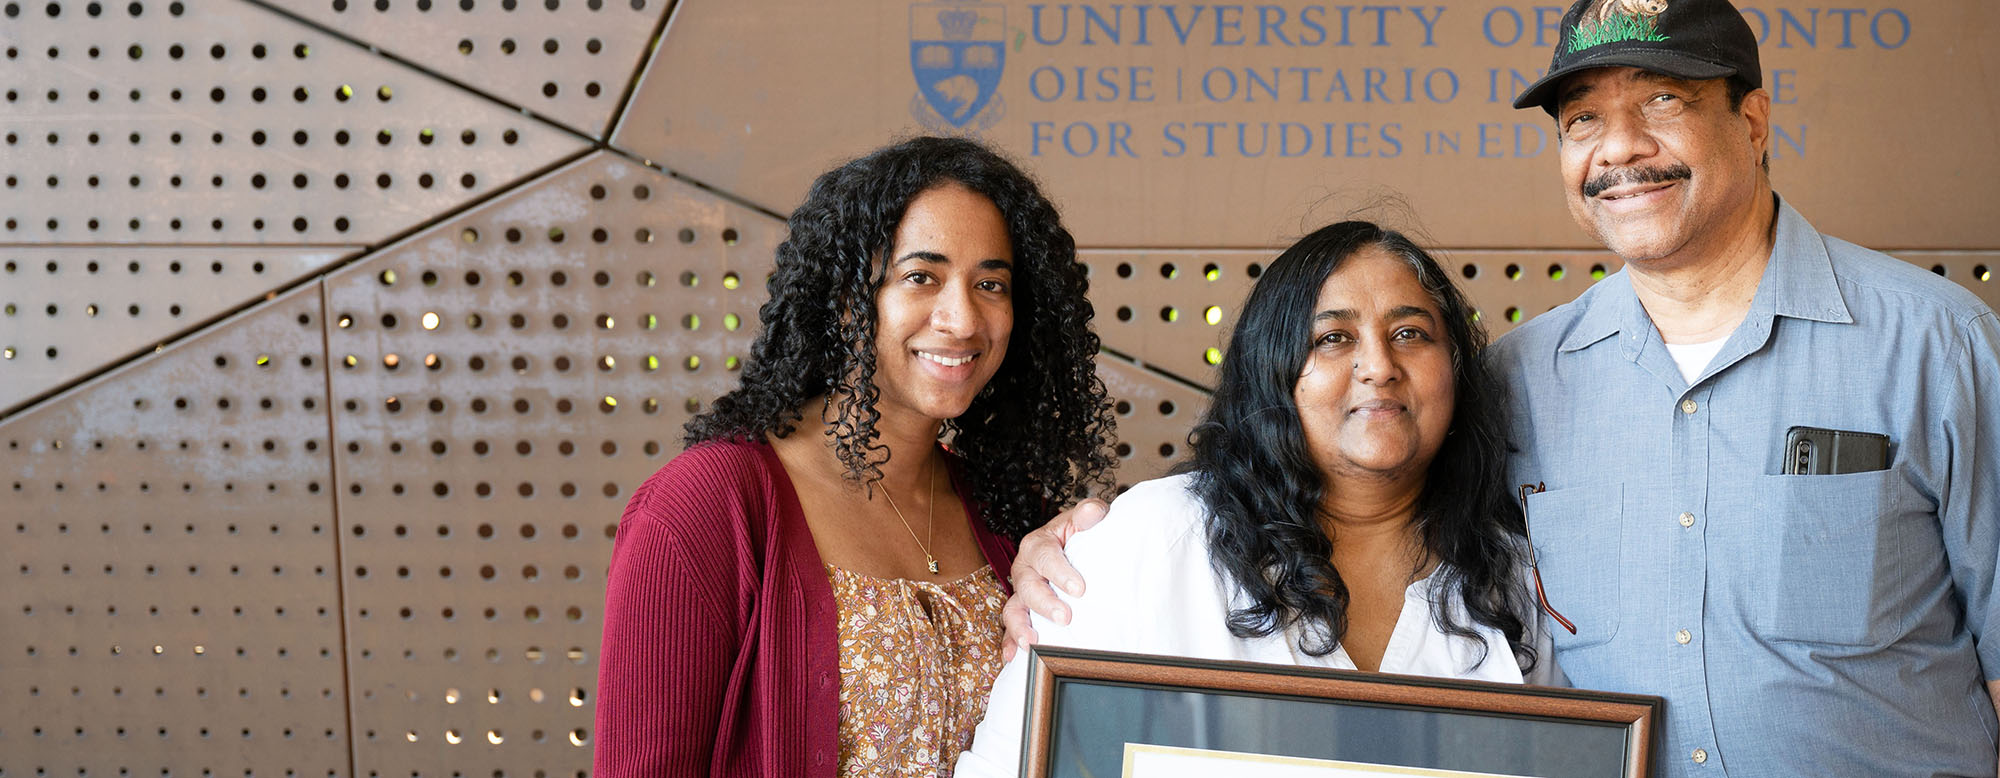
927 556 940 574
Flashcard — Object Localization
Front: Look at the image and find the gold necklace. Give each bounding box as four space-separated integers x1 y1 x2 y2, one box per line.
877 453 938 574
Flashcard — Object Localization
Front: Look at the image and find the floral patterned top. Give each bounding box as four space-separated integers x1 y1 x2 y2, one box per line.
826 563 1009 778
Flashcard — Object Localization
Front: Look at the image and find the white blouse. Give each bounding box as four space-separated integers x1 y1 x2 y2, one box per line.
953 472 1564 778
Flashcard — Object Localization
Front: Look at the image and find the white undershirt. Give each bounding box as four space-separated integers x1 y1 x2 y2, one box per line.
1664 336 1729 383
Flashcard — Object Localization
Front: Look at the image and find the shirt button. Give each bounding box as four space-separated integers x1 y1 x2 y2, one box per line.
1680 399 1698 414
1678 511 1695 528
1692 748 1709 764
1676 629 1692 645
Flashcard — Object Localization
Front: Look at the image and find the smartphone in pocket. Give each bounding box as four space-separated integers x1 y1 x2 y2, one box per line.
1782 426 1891 475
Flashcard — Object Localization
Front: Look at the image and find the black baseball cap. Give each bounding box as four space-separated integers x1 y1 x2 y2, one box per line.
1512 0 1761 115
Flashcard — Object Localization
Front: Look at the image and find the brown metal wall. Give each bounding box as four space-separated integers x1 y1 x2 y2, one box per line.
3 285 350 775
3 1 1998 775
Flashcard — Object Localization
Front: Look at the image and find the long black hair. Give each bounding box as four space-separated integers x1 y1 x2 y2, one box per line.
684 136 1117 540
1178 220 1536 669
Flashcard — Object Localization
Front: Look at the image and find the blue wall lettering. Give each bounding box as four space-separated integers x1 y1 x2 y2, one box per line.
1826 8 1864 48
1030 4 1070 46
1163 121 1189 157
1027 65 1157 102
1214 5 1246 44
1022 4 1452 48
1515 123 1545 157
1425 130 1460 155
1202 67 1238 101
1298 6 1330 45
1483 6 1523 46
1534 5 1564 47
1485 68 1541 104
1740 7 1907 49
1030 66 1065 102
1772 124 1806 159
1246 67 1281 101
1081 4 1121 44
1779 8 1818 48
1478 122 1504 158
1871 9 1908 48
1259 6 1296 45
1181 66 1456 103
1770 69 1796 104
1030 120 1140 157
1238 121 1269 155
1410 5 1445 46
1064 121 1100 155
1425 68 1459 102
1359 5 1399 45
1280 122 1313 156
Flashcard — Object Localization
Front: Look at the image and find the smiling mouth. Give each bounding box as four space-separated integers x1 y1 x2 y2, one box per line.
1583 163 1692 199
1600 181 1676 201
917 351 976 368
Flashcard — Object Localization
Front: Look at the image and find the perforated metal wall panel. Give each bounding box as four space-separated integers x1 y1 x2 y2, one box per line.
1899 253 2000 312
324 150 779 774
0 246 359 413
259 0 672 137
0 0 587 245
1 283 349 775
1096 356 1211 490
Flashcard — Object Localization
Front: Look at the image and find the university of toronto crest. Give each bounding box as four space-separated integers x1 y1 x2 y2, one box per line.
909 1 1007 131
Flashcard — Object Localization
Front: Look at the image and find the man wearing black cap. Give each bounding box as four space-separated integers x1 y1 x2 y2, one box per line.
998 0 2000 774
1487 0 2000 774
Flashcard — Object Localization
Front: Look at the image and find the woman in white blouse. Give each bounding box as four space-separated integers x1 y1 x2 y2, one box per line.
954 221 1563 776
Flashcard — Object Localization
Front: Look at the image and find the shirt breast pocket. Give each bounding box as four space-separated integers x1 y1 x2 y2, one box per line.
1755 470 1917 646
1524 483 1624 649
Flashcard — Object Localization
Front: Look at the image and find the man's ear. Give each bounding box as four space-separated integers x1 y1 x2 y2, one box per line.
1741 87 1772 169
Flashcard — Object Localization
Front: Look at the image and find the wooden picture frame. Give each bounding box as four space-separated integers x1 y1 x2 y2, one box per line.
1021 646 1661 778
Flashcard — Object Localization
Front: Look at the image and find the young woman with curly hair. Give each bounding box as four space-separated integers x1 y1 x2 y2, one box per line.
593 136 1117 778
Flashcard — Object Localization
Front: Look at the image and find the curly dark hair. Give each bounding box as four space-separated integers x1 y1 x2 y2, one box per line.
1177 220 1538 671
684 136 1117 540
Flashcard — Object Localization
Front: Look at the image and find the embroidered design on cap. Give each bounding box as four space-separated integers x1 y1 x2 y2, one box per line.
1567 0 1671 52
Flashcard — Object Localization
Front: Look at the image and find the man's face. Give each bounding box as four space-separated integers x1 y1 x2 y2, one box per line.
1554 67 1770 265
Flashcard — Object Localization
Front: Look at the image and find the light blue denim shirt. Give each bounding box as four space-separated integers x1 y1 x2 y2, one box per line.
1489 197 2000 776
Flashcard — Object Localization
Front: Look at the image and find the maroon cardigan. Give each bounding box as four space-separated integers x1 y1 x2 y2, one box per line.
592 439 1017 777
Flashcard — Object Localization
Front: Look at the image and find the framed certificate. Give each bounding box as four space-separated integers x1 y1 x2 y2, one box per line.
1020 646 1661 778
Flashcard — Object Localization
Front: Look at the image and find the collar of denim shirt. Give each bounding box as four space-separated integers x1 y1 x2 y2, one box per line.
1558 194 1855 360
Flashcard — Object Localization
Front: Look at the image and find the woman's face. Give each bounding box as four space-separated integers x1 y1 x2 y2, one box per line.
870 183 1015 426
1293 246 1456 484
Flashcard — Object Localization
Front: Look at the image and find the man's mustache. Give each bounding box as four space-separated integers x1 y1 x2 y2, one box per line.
1583 164 1692 198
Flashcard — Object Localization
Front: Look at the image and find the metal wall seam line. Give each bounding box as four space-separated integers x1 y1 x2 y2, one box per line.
316 145 604 267
319 276 363 778
0 246 364 418
2 269 346 423
630 161 794 225
254 0 674 139
1096 346 1217 398
238 0 606 144
597 0 682 142
0 146 595 425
